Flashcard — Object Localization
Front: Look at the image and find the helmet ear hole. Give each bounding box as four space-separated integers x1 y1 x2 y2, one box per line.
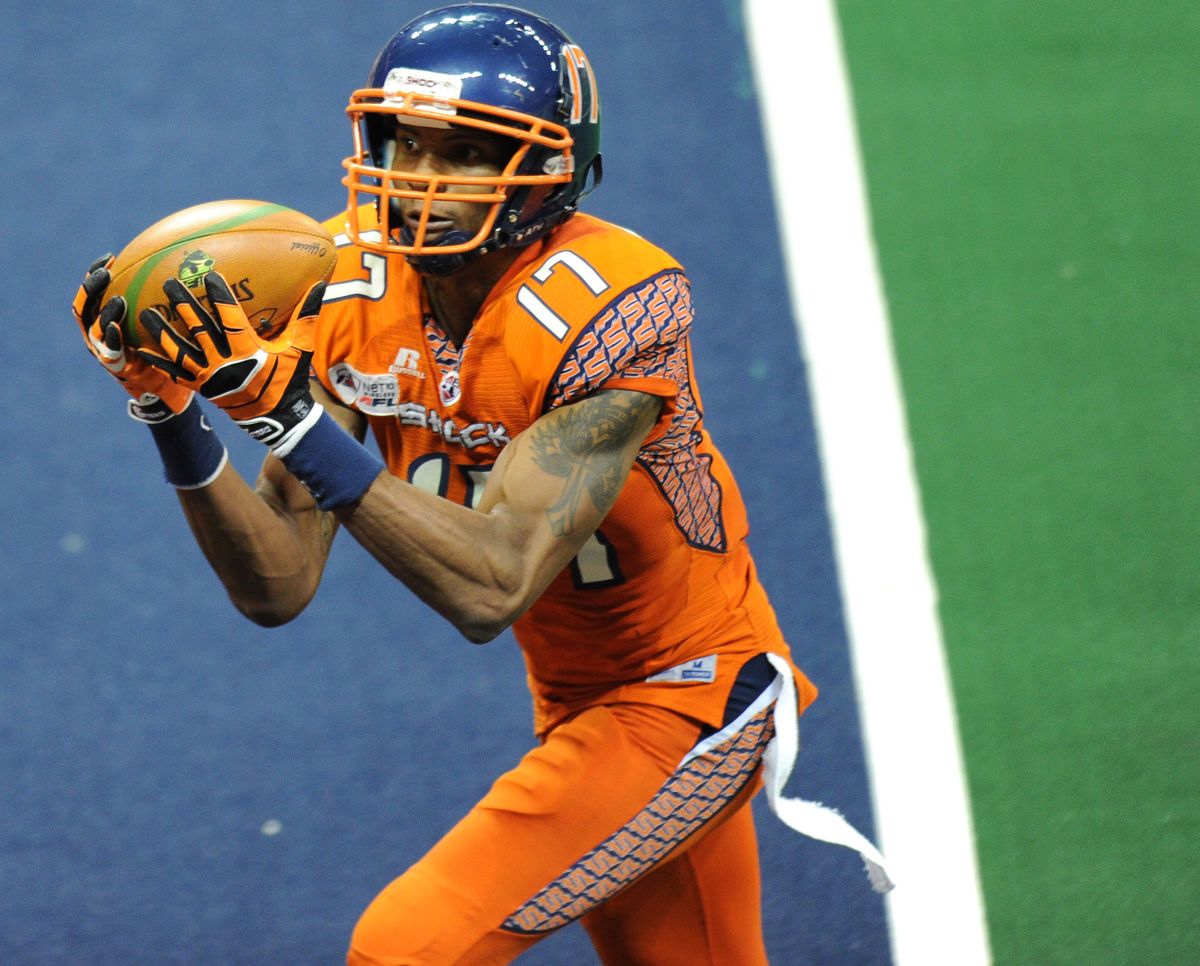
501 184 554 239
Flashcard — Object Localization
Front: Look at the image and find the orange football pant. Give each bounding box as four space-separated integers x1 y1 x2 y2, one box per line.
347 700 773 965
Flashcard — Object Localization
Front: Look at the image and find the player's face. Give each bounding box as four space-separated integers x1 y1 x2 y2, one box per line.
390 123 516 242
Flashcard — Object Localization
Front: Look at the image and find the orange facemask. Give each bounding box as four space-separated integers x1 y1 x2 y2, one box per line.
341 88 576 258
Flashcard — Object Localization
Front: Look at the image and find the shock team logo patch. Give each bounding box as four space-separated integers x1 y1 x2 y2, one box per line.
439 368 462 406
501 702 775 934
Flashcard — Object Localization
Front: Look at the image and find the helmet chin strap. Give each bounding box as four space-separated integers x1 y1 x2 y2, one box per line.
389 198 489 276
385 180 573 277
405 238 484 277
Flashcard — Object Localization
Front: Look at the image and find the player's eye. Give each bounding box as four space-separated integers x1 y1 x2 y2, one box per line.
451 134 516 169
445 142 484 164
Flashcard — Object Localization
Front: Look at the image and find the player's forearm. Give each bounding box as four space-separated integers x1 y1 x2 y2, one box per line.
334 390 661 643
338 474 544 643
177 462 327 626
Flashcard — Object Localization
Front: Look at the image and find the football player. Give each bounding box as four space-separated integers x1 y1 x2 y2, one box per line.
73 5 889 963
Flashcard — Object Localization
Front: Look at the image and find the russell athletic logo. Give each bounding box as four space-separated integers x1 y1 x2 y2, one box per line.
388 347 425 380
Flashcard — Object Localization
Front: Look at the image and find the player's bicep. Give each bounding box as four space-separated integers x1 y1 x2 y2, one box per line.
480 388 661 579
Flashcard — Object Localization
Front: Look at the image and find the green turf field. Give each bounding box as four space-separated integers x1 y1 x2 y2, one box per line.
835 1 1200 962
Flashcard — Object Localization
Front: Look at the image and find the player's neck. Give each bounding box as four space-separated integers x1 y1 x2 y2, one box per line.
423 247 522 346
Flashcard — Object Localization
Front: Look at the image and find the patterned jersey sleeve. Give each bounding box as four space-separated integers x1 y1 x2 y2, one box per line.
542 268 694 413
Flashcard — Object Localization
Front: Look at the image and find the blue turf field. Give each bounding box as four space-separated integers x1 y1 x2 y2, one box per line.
1 2 891 961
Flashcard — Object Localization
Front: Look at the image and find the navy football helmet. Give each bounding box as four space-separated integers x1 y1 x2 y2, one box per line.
342 4 603 275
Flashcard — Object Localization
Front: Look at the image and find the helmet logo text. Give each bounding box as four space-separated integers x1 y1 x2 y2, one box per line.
383 67 463 120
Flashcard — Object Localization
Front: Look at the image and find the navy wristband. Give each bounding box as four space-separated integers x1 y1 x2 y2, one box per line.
143 396 228 489
278 410 384 510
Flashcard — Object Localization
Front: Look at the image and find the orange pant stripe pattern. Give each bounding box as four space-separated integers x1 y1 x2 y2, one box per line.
501 703 775 934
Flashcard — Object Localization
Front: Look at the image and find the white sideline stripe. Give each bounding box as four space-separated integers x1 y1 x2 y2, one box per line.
743 2 992 964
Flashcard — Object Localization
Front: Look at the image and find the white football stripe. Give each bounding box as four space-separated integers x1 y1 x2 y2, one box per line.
743 1 992 963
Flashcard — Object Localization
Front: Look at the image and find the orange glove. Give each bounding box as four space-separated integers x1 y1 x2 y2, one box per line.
137 272 326 448
71 255 194 423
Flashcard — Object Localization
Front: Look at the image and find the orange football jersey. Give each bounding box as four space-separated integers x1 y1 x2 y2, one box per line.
314 208 816 734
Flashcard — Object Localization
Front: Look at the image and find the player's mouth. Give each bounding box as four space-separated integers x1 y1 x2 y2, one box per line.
404 209 456 243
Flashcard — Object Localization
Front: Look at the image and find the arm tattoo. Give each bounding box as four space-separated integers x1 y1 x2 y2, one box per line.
529 391 658 537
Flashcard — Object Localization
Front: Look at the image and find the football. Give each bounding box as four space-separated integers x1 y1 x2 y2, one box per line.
105 199 337 344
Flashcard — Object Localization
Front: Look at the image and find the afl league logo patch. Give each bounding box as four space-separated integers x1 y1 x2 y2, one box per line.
438 368 461 406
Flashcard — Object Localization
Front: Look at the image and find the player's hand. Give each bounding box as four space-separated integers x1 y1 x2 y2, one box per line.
71 254 194 423
136 271 326 448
